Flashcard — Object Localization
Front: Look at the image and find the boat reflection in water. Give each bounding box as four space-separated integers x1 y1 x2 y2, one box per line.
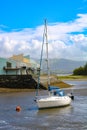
37 105 73 115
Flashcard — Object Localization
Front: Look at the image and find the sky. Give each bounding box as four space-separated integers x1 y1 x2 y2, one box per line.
0 0 87 61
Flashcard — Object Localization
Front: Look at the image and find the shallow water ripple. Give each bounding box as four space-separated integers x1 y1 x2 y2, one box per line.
0 81 87 130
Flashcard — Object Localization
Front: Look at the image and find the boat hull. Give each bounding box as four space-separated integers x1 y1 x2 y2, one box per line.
36 96 71 109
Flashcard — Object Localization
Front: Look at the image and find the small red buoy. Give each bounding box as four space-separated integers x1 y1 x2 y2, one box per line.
16 106 21 112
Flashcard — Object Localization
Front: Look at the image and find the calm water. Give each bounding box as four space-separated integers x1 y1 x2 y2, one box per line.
0 80 87 130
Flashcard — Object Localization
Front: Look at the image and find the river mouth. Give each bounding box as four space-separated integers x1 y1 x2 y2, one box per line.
0 80 87 130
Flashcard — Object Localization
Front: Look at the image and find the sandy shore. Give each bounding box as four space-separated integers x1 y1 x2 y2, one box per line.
0 88 36 93
40 75 72 88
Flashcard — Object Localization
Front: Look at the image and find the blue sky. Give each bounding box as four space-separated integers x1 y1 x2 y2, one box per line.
0 0 87 60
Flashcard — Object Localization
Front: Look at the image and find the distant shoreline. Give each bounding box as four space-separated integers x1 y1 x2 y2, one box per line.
58 75 87 80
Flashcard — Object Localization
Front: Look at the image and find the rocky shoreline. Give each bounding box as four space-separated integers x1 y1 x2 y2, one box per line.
0 75 72 92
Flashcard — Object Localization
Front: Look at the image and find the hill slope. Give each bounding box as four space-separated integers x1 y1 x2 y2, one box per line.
34 58 86 74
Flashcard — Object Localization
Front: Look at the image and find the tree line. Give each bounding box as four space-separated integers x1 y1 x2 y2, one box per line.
73 63 87 75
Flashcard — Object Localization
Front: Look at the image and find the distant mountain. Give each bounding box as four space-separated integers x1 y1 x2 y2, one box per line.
33 58 86 74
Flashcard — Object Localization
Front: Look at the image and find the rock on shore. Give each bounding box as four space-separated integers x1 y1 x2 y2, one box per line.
40 75 72 89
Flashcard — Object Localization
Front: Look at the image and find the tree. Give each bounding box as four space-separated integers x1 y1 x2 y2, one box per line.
73 62 87 75
73 66 84 75
83 63 87 75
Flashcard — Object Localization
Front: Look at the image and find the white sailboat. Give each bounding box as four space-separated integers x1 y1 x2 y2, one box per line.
35 19 73 109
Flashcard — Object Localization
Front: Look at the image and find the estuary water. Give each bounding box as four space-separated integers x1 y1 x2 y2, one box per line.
0 80 87 130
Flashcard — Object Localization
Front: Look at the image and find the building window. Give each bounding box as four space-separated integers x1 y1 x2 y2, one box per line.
6 62 12 68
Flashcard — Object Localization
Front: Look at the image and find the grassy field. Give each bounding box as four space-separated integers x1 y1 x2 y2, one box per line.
57 75 87 80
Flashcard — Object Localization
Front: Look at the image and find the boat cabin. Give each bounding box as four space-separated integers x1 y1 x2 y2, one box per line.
48 86 65 96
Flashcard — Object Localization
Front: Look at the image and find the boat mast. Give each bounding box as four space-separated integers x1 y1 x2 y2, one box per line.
36 19 50 96
36 21 45 96
44 19 50 87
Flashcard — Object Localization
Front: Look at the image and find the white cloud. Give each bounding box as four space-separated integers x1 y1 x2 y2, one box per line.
0 13 87 60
